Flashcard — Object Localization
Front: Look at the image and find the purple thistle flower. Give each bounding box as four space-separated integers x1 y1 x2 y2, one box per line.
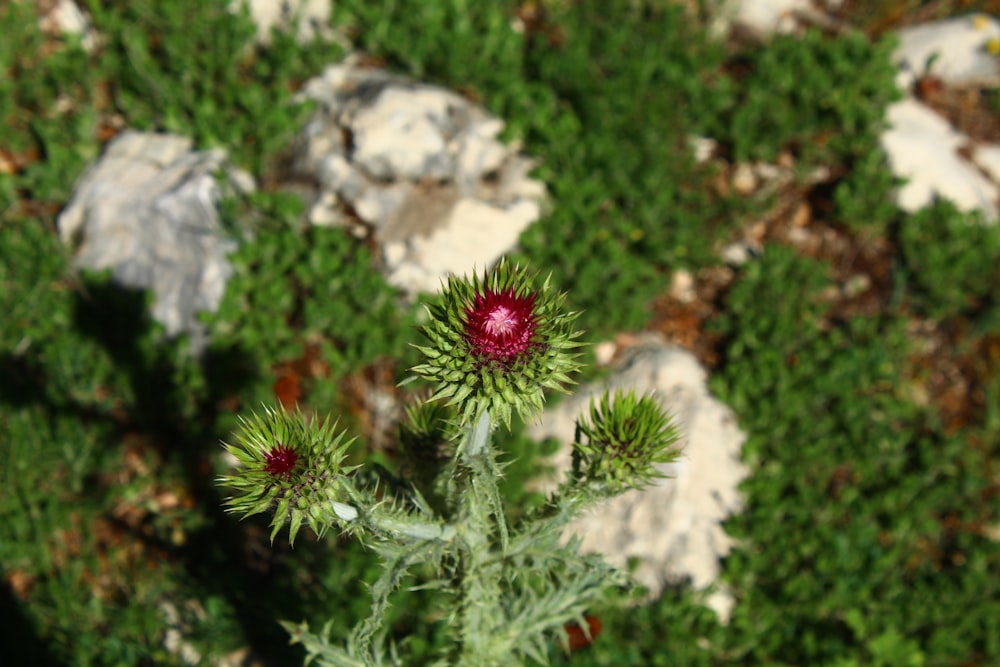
263 443 299 478
465 287 539 363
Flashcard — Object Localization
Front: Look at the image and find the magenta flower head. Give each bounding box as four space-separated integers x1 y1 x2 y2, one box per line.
465 287 538 363
262 443 299 478
410 259 583 428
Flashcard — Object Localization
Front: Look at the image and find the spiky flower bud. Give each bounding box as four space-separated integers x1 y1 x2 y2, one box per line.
397 401 456 505
219 406 356 544
572 390 682 495
409 259 583 428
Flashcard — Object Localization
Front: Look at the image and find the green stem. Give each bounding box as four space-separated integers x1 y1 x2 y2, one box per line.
332 494 457 543
456 410 505 666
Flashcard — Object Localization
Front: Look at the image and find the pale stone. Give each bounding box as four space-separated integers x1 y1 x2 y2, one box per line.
38 0 98 51
972 144 1000 185
894 14 1000 90
720 241 754 266
351 87 459 182
58 131 252 353
530 337 748 621
689 136 717 164
294 59 546 296
670 269 697 304
731 163 758 195
593 340 618 367
713 0 815 38
238 0 333 44
386 198 539 295
881 99 998 220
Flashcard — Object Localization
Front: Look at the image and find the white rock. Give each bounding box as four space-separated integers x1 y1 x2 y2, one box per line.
894 14 1000 90
530 338 747 621
670 269 697 304
731 163 758 195
38 0 98 52
593 340 618 367
720 241 755 266
714 0 815 38
238 0 333 44
689 136 718 164
454 118 510 190
58 131 252 353
308 190 344 227
386 198 539 295
881 98 998 220
351 87 459 181
294 60 546 296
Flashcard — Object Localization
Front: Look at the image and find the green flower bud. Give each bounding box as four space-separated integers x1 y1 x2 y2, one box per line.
572 390 682 495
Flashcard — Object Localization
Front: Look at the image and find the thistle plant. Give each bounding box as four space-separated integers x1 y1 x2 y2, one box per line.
219 259 682 667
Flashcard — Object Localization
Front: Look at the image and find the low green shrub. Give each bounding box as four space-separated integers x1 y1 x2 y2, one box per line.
0 2 100 205
4 0 999 664
718 29 899 166
209 192 418 417
832 142 903 237
87 0 345 176
896 200 1000 321
706 244 1000 665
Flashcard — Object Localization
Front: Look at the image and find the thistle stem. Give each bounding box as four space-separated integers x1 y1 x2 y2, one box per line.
456 409 505 665
465 409 491 458
332 498 457 542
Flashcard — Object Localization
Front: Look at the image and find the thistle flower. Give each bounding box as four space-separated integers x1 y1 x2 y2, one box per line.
262 442 299 478
572 390 682 495
409 259 583 428
465 287 538 363
219 406 356 543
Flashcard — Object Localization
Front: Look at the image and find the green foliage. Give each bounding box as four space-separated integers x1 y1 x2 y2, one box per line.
548 585 724 667
4 0 999 664
221 406 359 544
720 29 899 165
707 244 1000 665
515 1 741 334
0 2 100 204
87 0 345 175
210 192 417 409
222 263 683 665
896 200 1000 321
1 2 407 664
572 390 682 495
0 220 240 665
0 215 408 665
409 260 583 428
832 142 903 236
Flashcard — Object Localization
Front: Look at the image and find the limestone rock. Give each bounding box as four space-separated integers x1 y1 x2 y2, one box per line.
38 0 98 52
881 15 1000 223
294 58 546 295
58 131 253 353
893 14 1000 91
529 337 748 620
237 0 334 44
881 98 998 220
